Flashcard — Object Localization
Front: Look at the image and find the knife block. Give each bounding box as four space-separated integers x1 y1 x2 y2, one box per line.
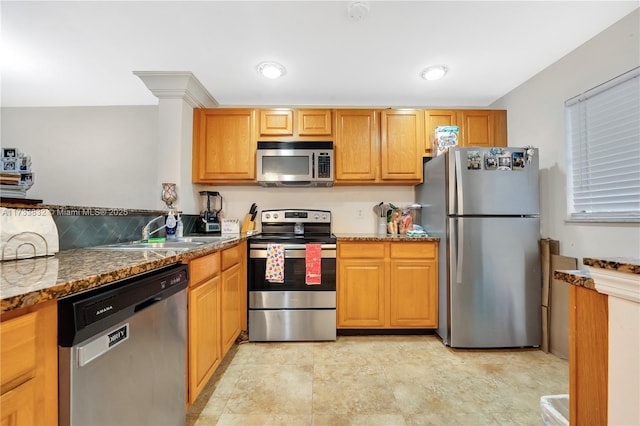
241 213 255 233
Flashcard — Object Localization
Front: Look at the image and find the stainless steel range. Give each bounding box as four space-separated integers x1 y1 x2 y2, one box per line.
248 209 336 341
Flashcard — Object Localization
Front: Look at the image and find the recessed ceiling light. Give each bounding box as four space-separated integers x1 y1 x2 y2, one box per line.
421 65 448 81
347 1 370 20
257 62 286 79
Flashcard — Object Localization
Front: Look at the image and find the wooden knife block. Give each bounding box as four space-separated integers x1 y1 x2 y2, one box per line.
241 213 255 233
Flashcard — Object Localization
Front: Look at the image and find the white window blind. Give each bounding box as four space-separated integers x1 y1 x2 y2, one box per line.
565 67 640 222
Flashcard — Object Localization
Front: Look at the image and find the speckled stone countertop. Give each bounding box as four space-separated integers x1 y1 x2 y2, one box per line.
335 233 440 242
583 257 640 274
0 236 249 314
553 270 596 289
553 257 639 290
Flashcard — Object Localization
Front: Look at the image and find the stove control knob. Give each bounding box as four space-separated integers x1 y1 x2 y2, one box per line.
314 213 319 220
273 213 279 219
265 213 271 219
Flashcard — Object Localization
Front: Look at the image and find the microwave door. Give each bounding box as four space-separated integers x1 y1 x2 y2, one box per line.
258 149 314 184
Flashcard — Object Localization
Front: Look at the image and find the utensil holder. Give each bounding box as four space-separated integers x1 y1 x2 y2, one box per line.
377 217 387 235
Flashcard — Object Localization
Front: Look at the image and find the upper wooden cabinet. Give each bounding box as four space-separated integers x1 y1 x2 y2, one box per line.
334 109 379 182
298 109 332 136
192 108 257 183
380 109 423 183
424 109 507 155
257 109 332 140
259 109 293 136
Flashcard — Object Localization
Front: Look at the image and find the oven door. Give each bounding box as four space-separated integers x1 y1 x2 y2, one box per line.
248 243 336 293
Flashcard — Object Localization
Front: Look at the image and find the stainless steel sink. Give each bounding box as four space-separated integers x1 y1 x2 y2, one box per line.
87 235 238 251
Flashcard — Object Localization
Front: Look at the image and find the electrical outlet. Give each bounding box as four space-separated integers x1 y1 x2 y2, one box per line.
356 208 364 219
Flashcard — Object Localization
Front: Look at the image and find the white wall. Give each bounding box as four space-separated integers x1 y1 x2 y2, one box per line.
3 9 638 244
491 9 640 264
1 106 158 209
0 105 414 232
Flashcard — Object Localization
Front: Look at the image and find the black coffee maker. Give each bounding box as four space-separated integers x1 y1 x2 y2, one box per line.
196 191 222 234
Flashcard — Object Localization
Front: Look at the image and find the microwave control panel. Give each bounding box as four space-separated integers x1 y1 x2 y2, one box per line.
317 152 331 178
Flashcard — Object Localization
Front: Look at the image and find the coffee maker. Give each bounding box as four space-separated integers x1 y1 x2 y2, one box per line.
196 191 222 234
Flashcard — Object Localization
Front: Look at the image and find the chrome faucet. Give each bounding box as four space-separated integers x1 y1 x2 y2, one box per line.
141 215 166 240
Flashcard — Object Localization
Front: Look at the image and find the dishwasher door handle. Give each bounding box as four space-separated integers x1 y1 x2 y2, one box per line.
76 323 129 367
134 296 162 313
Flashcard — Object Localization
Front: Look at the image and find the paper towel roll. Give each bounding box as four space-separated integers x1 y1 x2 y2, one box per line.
0 207 59 260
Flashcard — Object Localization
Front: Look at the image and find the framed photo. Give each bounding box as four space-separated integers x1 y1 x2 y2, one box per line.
2 148 17 159
2 159 17 172
512 152 525 169
485 153 497 170
20 173 33 186
467 151 481 170
497 154 512 171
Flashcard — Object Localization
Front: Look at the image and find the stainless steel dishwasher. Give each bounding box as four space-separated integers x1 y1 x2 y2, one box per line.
58 263 188 426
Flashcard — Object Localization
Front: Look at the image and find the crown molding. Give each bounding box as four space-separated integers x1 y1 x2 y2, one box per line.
133 71 218 108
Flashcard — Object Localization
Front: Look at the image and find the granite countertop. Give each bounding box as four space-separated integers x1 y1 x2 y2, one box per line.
553 257 639 290
583 257 640 274
335 233 440 242
0 235 250 314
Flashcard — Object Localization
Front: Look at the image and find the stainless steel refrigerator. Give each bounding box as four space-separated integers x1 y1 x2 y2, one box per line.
415 147 541 348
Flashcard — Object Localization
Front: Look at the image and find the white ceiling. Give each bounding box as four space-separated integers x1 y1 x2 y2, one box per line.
2 1 638 108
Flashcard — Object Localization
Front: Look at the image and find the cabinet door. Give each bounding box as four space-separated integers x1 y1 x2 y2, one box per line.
569 285 608 426
338 259 386 327
188 276 221 405
0 379 36 426
259 109 293 136
424 110 459 156
192 108 256 182
459 110 495 147
334 109 379 182
298 109 332 136
221 262 242 355
380 110 423 182
389 258 438 328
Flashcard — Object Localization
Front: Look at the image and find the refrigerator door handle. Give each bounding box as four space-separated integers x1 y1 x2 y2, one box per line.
455 218 464 284
454 150 464 214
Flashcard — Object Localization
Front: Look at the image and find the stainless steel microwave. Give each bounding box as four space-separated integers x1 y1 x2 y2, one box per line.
256 141 334 187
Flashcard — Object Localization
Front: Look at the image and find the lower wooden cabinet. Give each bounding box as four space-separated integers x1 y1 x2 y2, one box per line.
187 251 221 405
187 241 247 406
337 241 438 329
221 261 242 355
0 299 58 426
569 284 608 426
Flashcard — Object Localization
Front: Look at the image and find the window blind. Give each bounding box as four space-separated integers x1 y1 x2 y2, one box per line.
565 67 640 222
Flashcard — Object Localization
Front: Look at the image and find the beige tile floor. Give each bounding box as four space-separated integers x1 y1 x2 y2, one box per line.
187 335 568 426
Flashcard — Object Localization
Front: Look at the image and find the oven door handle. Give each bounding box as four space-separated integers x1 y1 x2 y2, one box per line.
250 248 337 259
249 243 336 250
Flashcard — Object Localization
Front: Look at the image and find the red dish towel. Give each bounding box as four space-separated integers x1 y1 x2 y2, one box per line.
305 243 322 285
265 243 284 283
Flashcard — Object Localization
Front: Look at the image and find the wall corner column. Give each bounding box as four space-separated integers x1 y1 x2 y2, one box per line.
133 71 217 213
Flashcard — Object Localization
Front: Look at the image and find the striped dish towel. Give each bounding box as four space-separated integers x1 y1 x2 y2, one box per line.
305 243 321 285
265 243 284 283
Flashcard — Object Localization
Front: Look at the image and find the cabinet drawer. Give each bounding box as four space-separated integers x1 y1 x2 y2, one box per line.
391 242 436 259
1 312 37 393
339 242 385 258
222 244 243 270
189 252 221 287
